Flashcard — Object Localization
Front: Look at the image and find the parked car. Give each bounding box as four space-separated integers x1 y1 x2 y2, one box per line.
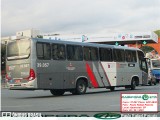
148 59 160 84
148 71 156 86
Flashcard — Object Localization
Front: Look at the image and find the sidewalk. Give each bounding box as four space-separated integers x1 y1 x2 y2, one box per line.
1 82 8 89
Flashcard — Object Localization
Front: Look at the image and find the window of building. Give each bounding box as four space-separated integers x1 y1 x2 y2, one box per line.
52 44 65 60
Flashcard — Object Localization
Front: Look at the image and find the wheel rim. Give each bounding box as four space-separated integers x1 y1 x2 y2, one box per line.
78 83 85 92
133 81 136 89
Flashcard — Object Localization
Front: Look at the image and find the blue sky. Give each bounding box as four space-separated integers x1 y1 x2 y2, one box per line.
1 0 160 36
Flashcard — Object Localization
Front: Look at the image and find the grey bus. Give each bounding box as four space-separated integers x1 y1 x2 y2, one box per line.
6 38 148 95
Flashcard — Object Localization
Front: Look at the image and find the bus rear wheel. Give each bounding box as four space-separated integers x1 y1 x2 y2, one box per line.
71 79 87 95
50 89 65 96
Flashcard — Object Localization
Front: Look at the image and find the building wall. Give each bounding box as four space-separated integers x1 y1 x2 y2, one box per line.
16 29 40 38
128 38 160 55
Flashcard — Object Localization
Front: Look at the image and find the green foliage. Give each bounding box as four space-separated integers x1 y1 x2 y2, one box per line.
1 44 6 71
37 35 43 38
140 46 155 54
154 30 160 37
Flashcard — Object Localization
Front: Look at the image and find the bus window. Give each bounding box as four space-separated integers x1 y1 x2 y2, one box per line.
138 51 144 61
52 44 65 60
84 47 98 61
84 47 91 61
152 60 160 68
125 50 137 62
67 45 83 61
132 51 137 62
99 48 112 61
113 49 125 62
37 42 51 60
90 47 98 61
141 60 148 73
7 39 30 60
138 50 145 69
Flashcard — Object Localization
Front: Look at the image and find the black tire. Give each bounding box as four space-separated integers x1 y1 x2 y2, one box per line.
72 79 87 95
156 79 159 83
131 79 136 90
125 86 130 90
153 81 157 85
50 89 65 96
110 86 115 91
149 80 152 86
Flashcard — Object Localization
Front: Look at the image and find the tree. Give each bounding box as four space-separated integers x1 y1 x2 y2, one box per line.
140 46 155 54
154 30 160 37
1 44 6 71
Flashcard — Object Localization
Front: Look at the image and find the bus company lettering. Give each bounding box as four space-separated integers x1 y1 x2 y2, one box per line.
20 64 29 68
37 63 49 68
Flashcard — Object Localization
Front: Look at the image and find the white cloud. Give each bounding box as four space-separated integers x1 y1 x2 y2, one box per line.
1 0 160 36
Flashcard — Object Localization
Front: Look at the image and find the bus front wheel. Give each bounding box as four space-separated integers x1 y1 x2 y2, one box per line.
131 79 136 90
50 89 65 96
110 86 115 91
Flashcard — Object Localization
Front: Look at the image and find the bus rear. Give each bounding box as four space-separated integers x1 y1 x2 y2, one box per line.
6 38 37 90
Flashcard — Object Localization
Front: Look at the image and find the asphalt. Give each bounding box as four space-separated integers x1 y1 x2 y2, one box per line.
1 84 160 112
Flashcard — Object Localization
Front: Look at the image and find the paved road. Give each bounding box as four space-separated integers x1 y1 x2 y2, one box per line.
1 84 160 112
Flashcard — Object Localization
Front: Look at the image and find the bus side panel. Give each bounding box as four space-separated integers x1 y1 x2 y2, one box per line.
116 62 142 86
116 62 129 86
100 62 116 86
92 62 105 87
36 60 64 89
63 61 87 89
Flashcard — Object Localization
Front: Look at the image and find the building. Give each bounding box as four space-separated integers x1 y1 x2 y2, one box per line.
1 29 40 44
16 29 40 38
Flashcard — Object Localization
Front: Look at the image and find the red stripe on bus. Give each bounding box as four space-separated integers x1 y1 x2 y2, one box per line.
99 62 111 86
86 63 99 88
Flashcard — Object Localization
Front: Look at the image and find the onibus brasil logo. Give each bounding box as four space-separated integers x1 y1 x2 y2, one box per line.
142 94 149 100
94 112 121 119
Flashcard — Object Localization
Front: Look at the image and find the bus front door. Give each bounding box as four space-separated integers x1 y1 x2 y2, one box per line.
141 59 148 85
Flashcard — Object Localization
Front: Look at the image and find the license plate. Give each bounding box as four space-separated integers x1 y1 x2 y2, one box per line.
15 80 21 84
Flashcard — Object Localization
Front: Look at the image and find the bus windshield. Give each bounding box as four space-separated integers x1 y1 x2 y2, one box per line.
7 39 30 60
152 60 160 68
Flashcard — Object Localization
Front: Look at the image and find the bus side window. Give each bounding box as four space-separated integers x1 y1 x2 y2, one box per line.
132 51 137 62
37 42 51 60
113 49 125 62
43 44 51 60
84 47 91 61
52 44 65 60
67 45 83 61
90 47 98 61
138 51 145 68
99 48 112 61
138 51 144 61
125 50 137 62
84 47 98 61
37 43 43 59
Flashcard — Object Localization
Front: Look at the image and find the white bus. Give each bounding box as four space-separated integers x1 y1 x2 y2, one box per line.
6 38 148 95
